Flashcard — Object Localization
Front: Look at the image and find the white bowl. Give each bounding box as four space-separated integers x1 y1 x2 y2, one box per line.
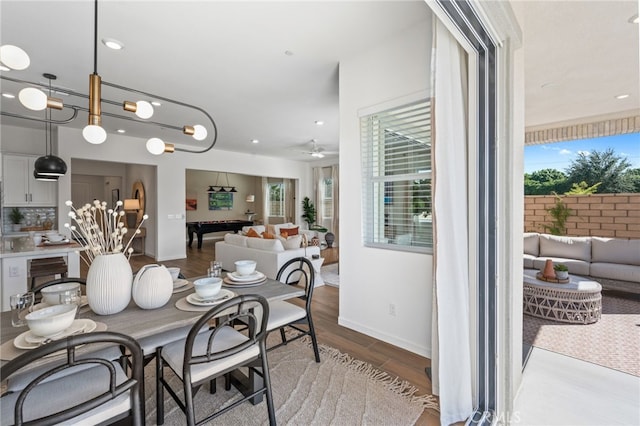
47 234 65 242
193 277 222 299
41 282 81 306
167 267 181 282
25 304 77 337
234 260 257 276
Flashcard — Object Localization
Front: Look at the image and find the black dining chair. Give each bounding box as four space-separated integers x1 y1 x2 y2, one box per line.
268 256 320 362
0 331 144 425
156 294 275 426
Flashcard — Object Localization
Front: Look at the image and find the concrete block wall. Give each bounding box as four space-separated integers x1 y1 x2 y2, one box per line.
524 193 640 239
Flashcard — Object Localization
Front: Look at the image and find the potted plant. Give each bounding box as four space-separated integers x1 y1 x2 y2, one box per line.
302 196 328 232
554 263 569 280
9 207 24 232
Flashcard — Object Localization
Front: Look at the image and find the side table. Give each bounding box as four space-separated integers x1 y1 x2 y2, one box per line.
307 256 325 287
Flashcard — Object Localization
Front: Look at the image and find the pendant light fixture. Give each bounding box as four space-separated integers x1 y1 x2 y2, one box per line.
0 0 218 155
34 73 67 180
207 172 237 193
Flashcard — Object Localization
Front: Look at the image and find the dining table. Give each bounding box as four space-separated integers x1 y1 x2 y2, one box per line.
0 273 304 404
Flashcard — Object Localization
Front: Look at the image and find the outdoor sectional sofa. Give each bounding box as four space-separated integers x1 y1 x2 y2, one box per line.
523 232 640 292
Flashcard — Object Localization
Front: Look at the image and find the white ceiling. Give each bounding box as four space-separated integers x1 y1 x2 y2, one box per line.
1 1 638 161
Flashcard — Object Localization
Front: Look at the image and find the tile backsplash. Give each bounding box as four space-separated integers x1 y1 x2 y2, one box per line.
2 207 57 234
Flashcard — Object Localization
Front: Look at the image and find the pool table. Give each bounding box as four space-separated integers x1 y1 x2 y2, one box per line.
186 220 253 249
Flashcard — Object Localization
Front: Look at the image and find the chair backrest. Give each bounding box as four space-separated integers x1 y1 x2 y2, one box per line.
32 277 87 296
276 257 315 311
183 295 269 371
1 331 144 425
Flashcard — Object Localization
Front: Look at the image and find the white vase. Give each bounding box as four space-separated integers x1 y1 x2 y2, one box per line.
131 264 173 309
86 253 133 315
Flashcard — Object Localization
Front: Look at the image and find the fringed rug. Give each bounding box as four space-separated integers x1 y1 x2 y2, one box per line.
523 294 640 376
145 337 438 425
321 263 340 287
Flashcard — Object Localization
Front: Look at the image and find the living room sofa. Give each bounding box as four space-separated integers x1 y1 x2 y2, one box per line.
523 233 640 290
215 229 320 280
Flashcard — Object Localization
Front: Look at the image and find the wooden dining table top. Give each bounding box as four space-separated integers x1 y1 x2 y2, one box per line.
1 275 304 363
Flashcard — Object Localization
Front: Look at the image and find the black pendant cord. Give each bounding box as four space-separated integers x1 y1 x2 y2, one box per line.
93 0 98 75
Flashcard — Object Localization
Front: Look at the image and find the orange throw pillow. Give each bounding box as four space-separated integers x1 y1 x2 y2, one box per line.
246 228 261 238
262 232 276 239
280 231 288 238
280 226 299 236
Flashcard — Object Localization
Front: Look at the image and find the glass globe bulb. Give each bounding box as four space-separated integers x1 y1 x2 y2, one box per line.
83 125 107 144
0 45 30 70
146 137 165 155
135 101 154 119
18 87 47 110
192 124 208 141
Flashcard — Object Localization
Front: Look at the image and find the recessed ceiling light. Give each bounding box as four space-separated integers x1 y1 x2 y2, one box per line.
315 120 324 126
102 38 124 50
615 94 630 99
117 129 126 133
251 139 259 144
0 64 10 72
151 101 161 106
2 93 15 98
284 50 294 56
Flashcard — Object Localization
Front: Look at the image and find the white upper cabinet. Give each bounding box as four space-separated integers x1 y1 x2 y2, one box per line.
2 154 57 206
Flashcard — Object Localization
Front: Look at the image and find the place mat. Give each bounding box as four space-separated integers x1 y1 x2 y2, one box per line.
37 240 72 247
173 282 194 294
0 321 107 361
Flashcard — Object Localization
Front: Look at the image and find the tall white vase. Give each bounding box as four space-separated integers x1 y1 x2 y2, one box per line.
86 253 133 315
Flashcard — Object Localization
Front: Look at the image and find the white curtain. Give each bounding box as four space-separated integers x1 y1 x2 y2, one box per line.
261 176 269 225
285 178 294 223
331 164 339 246
431 18 472 425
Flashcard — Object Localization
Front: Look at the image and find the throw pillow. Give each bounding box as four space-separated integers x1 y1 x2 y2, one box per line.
262 232 277 239
246 228 261 238
278 235 302 250
280 226 299 236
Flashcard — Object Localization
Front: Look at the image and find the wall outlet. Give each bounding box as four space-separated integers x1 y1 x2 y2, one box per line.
388 303 396 316
9 266 20 277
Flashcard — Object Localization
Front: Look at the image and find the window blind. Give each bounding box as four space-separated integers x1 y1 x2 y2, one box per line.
361 99 432 252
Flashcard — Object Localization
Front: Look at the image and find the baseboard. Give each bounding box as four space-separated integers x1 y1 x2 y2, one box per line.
338 316 431 358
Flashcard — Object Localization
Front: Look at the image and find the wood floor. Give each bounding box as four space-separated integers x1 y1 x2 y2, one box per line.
85 239 440 424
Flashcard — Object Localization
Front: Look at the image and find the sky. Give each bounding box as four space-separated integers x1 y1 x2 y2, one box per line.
524 132 640 174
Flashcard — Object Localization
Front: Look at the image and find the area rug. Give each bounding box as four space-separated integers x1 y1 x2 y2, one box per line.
145 337 438 425
523 294 640 376
321 263 340 287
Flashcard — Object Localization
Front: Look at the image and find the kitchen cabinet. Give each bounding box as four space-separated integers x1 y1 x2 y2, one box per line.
2 154 57 206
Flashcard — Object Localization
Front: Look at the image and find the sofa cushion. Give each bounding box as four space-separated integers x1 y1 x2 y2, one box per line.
246 228 261 238
278 235 302 250
591 237 640 266
539 234 591 262
280 226 299 237
590 263 640 283
523 254 536 269
272 223 295 235
224 233 248 247
523 233 539 256
532 257 590 276
247 237 285 252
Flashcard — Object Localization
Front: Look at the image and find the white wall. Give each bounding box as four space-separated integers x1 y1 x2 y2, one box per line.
339 18 433 356
54 127 313 261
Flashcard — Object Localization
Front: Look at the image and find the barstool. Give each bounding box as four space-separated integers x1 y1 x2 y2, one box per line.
29 257 68 290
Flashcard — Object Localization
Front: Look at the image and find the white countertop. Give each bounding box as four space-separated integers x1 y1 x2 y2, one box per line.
0 242 83 259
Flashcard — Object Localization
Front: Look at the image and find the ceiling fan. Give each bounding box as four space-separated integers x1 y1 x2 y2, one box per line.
300 140 337 158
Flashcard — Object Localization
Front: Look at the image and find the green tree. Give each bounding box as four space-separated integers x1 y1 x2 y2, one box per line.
542 192 573 236
621 168 640 193
565 148 633 193
524 168 569 195
565 181 601 195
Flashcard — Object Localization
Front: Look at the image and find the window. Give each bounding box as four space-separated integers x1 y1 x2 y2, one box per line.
361 99 432 252
268 182 285 217
321 178 333 220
